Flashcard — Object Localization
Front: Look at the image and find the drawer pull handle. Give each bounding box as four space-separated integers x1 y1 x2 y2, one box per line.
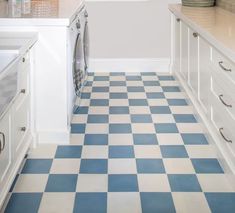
219 128 232 143
219 95 232 108
22 58 25 63
176 18 180 22
193 32 198 38
219 61 232 72
20 127 26 132
20 89 26 94
0 132 5 153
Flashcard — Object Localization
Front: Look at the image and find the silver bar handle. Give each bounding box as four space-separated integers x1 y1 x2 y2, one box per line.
0 132 5 152
219 61 232 72
219 95 232 108
219 128 232 143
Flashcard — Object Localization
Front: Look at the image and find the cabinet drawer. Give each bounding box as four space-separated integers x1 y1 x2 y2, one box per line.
12 97 30 159
211 74 235 120
212 48 235 85
211 91 235 163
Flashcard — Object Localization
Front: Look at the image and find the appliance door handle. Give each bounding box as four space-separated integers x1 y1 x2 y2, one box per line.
0 132 5 152
219 95 232 108
219 61 232 72
219 128 232 143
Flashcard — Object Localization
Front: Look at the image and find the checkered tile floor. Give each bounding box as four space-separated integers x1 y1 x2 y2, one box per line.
3 72 235 213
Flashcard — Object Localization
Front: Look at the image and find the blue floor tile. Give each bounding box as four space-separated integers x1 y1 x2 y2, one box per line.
167 99 188 106
45 174 78 192
160 145 188 158
155 123 179 133
181 133 208 145
127 86 145 92
174 114 197 123
87 115 109 123
5 193 42 213
133 134 158 145
205 193 235 213
109 106 129 114
141 72 156 76
158 76 175 81
90 99 109 106
74 107 89 114
131 115 153 123
150 106 171 114
109 146 135 158
110 93 128 99
55 146 82 158
126 76 142 81
136 159 165 173
108 174 139 192
94 76 109 81
140 192 176 213
168 174 202 192
81 93 91 99
143 81 160 86
80 159 108 174
110 81 126 86
73 193 107 213
71 124 86 134
109 124 132 134
162 86 181 92
85 81 93 86
110 72 125 76
191 159 224 174
21 159 52 174
84 134 108 145
129 99 148 106
146 92 165 99
92 87 109 93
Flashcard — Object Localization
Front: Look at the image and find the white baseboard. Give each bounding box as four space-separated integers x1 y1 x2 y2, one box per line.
88 58 170 73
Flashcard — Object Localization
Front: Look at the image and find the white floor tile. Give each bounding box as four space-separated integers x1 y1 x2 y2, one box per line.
138 174 171 192
76 174 108 192
108 192 142 213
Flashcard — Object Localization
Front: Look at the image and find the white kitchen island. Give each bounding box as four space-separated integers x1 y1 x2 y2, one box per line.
0 0 84 144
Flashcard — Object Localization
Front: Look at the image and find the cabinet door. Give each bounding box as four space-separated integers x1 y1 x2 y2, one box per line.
0 113 11 183
180 22 189 81
199 37 211 115
173 15 181 74
12 97 30 160
189 28 199 96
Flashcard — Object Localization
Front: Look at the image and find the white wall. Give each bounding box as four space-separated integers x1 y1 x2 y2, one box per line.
85 0 180 60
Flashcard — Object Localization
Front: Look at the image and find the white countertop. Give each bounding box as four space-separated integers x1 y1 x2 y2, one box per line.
0 0 84 26
0 32 38 56
169 4 235 62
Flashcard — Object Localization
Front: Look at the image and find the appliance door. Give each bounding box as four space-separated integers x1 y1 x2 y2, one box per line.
83 17 89 79
73 32 83 97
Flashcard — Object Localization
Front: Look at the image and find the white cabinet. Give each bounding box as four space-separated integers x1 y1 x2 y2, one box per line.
171 11 235 177
189 28 199 96
199 37 211 115
180 22 189 81
0 111 11 183
0 50 32 209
